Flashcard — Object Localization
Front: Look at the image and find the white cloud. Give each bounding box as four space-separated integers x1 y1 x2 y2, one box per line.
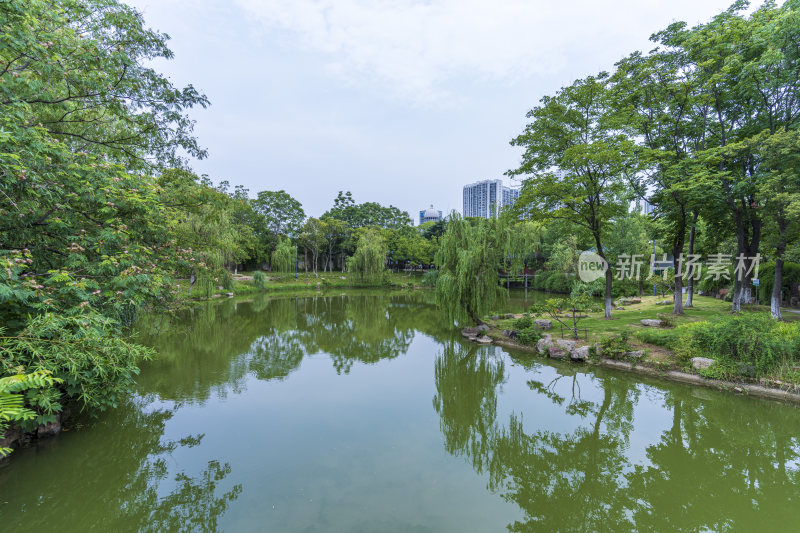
233 0 735 102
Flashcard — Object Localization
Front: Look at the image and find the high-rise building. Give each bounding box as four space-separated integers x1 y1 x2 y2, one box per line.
419 205 443 225
462 179 520 218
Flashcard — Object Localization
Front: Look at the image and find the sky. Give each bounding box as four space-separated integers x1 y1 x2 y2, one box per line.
125 0 748 221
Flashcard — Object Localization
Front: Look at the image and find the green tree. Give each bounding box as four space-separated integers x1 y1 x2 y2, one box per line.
299 218 327 277
251 190 305 246
347 228 388 282
270 238 295 273
510 74 635 319
434 216 506 324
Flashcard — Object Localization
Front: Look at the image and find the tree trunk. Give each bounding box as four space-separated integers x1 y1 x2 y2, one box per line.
772 215 788 320
673 274 684 315
772 257 784 320
732 276 742 313
684 212 698 308
604 266 613 320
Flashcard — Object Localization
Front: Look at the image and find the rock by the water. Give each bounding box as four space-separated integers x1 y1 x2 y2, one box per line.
537 334 553 355
555 339 576 352
626 350 645 360
547 344 568 359
534 319 553 330
570 346 591 361
501 329 518 338
477 324 490 332
641 319 662 327
476 335 492 344
461 327 479 339
36 419 61 438
691 357 715 370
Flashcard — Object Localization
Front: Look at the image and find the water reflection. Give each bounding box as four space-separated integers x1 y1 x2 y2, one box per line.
433 344 800 531
136 291 450 401
0 397 241 531
3 292 799 532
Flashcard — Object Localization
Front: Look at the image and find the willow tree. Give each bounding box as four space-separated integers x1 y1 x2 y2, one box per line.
510 74 635 319
347 228 388 282
271 238 295 273
434 216 505 324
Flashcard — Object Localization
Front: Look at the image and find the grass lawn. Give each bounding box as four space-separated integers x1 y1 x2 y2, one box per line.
487 294 798 343
484 293 800 390
173 271 428 300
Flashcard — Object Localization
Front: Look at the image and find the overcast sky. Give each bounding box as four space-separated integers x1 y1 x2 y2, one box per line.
125 0 749 220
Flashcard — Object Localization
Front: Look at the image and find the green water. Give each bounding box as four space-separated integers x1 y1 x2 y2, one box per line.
2 290 799 532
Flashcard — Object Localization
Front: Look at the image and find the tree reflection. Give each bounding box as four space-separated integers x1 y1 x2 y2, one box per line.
0 397 241 531
136 291 453 401
432 346 800 531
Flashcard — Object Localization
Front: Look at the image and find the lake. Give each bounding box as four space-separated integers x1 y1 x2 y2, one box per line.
2 290 799 532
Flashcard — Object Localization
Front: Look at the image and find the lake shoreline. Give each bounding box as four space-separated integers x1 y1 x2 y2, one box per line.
489 335 800 405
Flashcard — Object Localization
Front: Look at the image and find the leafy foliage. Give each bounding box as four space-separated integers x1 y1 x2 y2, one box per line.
347 228 388 282
530 294 600 340
252 271 267 290
434 216 506 324
685 314 800 377
0 370 61 456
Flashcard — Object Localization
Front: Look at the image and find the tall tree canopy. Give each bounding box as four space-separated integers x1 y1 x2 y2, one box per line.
510 74 635 319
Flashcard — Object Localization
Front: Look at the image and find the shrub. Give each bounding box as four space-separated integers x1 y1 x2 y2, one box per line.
253 270 267 289
656 313 677 328
220 270 235 291
0 311 154 413
517 327 542 346
686 313 800 376
635 329 680 349
421 269 439 287
600 331 632 360
512 316 533 330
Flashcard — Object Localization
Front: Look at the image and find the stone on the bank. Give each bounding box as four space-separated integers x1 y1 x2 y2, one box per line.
476 335 492 344
534 319 552 330
461 327 479 339
547 344 569 359
691 357 716 370
491 315 500 321
537 334 553 355
641 319 662 327
501 329 518 338
555 339 576 352
36 419 61 438
477 324 490 332
570 346 591 362
626 350 645 360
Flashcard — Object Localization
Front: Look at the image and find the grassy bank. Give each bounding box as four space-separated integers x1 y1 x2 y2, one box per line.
483 294 800 392
175 271 430 300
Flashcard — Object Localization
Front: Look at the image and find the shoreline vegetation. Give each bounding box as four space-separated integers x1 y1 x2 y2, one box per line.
469 294 800 403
